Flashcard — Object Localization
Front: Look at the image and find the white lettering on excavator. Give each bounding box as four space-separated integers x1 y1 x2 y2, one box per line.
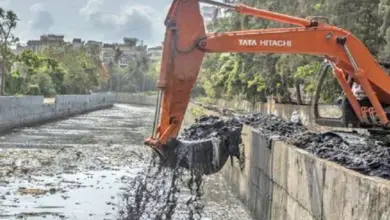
238 39 257 46
238 39 292 47
259 40 292 47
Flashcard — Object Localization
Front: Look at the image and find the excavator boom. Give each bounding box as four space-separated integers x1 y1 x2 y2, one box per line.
145 0 390 150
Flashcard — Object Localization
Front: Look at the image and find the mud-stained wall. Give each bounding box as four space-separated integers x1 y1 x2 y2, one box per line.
183 103 390 220
222 125 390 220
0 94 116 133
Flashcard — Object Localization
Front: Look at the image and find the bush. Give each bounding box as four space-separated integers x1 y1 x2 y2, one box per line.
190 106 206 117
31 72 56 97
26 84 41 95
144 91 157 96
197 96 214 104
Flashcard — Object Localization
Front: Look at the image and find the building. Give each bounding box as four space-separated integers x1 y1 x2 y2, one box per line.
19 35 158 70
85 40 103 47
201 5 218 27
100 43 116 65
26 34 65 53
147 46 163 63
84 40 103 60
14 44 28 55
117 44 133 68
72 38 84 49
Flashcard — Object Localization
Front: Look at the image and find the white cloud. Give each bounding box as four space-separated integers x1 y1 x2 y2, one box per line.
0 0 10 8
79 0 165 45
27 3 54 32
29 2 44 12
4 0 174 45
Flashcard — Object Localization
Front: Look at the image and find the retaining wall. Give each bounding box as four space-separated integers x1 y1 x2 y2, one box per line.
0 93 159 133
222 125 390 220
184 103 390 220
0 93 116 133
115 92 157 106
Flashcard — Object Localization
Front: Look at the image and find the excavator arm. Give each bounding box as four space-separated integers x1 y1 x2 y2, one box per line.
145 0 390 150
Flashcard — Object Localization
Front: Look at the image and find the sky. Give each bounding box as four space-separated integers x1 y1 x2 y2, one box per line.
0 0 178 47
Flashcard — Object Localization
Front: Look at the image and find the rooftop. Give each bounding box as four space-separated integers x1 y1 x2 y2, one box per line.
73 38 82 43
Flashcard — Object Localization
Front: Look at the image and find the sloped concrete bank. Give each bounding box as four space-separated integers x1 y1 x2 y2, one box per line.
0 94 116 133
0 93 159 133
184 104 390 220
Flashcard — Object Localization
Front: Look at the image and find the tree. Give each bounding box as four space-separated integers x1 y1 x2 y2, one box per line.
0 8 18 95
123 37 138 48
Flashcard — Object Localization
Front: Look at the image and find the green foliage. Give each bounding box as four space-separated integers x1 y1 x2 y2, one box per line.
101 43 158 93
197 96 214 104
5 46 102 96
0 6 157 97
294 61 321 94
0 7 19 94
26 84 40 95
31 71 56 97
190 105 206 118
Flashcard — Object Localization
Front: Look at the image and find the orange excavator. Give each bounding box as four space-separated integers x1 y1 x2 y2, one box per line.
145 0 390 154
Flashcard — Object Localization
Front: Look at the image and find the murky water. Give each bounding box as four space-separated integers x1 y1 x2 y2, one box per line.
0 104 253 220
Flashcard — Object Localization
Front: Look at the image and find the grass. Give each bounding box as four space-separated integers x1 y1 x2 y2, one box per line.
196 96 215 104
190 105 206 118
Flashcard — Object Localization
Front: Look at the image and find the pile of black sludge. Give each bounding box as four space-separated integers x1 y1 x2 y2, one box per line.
118 115 244 220
289 131 390 179
237 112 390 180
236 112 307 139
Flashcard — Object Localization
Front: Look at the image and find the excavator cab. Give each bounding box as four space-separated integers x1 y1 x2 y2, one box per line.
313 60 390 134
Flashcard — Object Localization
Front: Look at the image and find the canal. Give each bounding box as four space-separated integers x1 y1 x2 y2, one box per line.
0 104 253 220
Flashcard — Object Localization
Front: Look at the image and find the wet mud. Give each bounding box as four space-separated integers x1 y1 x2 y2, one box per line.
0 104 253 220
290 131 390 179
240 112 390 179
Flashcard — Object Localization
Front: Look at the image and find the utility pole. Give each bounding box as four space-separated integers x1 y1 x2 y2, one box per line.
142 69 146 92
0 60 3 95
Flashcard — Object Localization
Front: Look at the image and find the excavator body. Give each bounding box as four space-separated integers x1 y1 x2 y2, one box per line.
144 0 390 173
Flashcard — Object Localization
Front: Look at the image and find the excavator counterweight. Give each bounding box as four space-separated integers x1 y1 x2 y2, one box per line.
145 0 390 171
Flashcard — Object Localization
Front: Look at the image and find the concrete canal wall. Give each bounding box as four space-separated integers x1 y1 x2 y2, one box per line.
222 125 390 220
0 94 116 133
184 103 390 220
0 92 157 133
115 92 157 106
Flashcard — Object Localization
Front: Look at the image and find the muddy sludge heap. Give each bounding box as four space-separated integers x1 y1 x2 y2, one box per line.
163 113 390 180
